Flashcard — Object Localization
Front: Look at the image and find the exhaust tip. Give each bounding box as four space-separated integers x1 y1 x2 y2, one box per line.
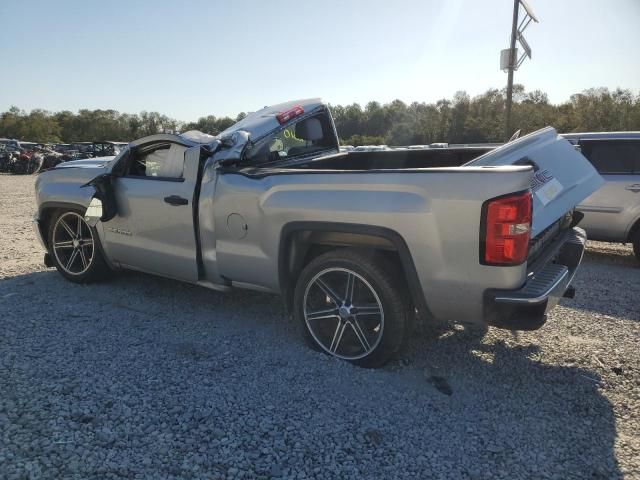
563 285 576 299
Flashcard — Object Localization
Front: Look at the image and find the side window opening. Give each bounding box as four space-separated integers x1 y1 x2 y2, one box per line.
580 140 639 174
246 113 335 164
127 143 186 179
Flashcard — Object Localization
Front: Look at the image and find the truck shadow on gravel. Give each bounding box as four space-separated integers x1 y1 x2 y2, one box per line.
0 269 623 479
396 327 622 479
570 251 640 322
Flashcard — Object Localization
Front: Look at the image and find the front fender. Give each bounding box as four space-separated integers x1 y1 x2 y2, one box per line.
82 174 118 222
35 165 109 215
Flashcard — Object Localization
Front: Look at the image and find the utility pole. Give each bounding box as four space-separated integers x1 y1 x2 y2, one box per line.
504 0 519 141
501 0 538 141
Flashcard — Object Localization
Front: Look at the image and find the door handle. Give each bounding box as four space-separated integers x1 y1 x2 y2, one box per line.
164 195 189 206
626 184 640 193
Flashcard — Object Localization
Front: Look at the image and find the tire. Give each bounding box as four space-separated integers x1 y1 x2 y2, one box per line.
47 209 111 283
293 249 409 368
633 230 640 262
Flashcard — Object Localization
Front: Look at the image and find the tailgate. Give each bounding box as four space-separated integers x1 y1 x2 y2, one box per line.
466 127 604 236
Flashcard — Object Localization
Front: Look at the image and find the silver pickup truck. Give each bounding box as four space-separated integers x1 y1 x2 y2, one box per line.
33 99 603 367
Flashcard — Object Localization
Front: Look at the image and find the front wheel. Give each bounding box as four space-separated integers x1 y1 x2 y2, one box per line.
633 230 640 262
294 249 409 368
47 210 110 283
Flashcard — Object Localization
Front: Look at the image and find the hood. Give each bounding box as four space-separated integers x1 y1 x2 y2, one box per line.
54 156 115 169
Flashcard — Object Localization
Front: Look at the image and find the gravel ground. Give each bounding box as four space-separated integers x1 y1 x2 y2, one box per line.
1 173 639 480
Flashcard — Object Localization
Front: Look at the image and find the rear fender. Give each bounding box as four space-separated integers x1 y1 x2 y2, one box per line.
278 222 430 318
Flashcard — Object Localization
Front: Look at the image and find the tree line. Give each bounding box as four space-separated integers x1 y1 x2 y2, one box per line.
333 86 640 146
1 86 639 146
0 108 245 144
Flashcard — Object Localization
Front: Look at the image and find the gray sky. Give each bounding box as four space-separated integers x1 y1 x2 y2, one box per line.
1 0 638 120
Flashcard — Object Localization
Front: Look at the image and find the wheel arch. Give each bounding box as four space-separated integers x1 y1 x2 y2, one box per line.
626 215 640 243
278 221 429 317
38 201 88 250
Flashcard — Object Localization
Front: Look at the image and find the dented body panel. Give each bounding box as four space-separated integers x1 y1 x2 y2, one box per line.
33 99 603 329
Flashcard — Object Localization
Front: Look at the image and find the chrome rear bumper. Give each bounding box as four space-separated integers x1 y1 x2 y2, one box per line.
484 227 586 330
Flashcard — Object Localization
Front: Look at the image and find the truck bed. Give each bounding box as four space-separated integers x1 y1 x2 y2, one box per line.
292 147 492 171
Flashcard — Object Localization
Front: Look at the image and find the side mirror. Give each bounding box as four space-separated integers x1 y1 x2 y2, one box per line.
84 197 103 227
81 173 118 222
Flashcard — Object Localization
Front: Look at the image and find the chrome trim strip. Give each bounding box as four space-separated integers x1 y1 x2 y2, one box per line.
576 205 623 214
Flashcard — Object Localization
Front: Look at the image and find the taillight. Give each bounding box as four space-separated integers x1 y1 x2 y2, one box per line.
481 191 532 265
276 105 304 124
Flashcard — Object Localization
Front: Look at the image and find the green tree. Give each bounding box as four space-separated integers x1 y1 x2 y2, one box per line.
2 87 639 144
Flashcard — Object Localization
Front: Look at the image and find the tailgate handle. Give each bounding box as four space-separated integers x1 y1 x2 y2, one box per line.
164 195 189 206
626 184 640 193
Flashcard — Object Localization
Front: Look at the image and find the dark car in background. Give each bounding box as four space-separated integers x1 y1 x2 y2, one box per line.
72 141 128 158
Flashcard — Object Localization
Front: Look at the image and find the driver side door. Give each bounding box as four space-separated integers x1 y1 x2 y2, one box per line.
102 142 201 282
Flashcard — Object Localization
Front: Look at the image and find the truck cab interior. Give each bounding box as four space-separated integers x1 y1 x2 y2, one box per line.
245 114 337 164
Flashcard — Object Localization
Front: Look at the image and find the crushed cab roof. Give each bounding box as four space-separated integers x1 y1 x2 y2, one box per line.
130 99 326 153
219 98 324 141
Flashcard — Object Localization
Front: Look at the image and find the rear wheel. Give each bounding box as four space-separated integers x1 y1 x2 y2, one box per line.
294 249 408 368
48 210 110 283
633 230 640 262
